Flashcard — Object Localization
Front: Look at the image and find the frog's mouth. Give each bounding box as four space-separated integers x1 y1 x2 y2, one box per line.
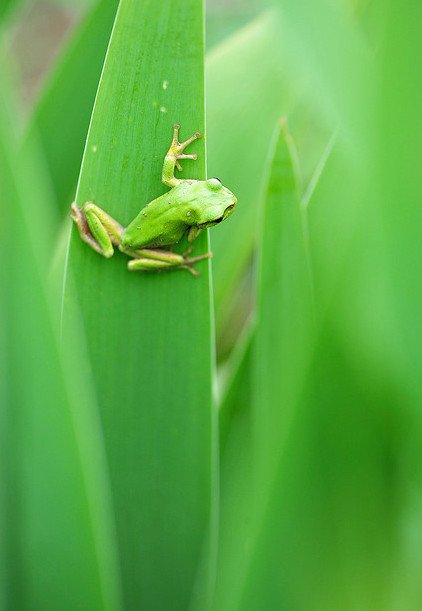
222 202 236 220
199 202 236 228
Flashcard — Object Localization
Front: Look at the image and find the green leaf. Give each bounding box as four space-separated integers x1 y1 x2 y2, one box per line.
213 324 255 611
374 0 422 405
213 120 314 611
0 65 121 611
61 1 216 608
206 11 293 323
206 4 261 50
233 0 412 597
206 10 331 334
0 0 22 24
239 135 403 607
252 119 314 481
218 319 255 446
239 336 400 610
28 0 119 212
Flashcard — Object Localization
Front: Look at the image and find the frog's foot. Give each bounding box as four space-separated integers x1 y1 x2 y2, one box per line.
70 202 123 258
171 123 201 154
127 247 211 276
162 124 201 186
183 251 213 276
171 124 201 170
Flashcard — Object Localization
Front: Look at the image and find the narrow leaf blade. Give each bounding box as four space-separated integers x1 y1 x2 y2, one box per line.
0 64 122 611
61 1 215 608
28 0 119 211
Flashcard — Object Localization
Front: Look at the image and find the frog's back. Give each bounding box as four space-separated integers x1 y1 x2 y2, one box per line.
121 184 193 249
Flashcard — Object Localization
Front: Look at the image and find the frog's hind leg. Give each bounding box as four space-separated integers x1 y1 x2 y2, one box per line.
70 203 103 255
127 247 211 276
70 202 123 258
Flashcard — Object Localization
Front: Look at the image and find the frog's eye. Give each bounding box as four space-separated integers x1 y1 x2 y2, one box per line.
207 178 222 191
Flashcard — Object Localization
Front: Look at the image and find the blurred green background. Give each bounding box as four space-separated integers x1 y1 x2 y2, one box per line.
1 0 422 609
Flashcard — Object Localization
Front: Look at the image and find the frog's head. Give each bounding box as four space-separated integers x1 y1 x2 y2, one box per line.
190 178 237 229
121 177 237 250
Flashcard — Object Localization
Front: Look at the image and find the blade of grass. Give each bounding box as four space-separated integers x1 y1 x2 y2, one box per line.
236 0 406 598
240 336 401 609
252 119 314 485
239 134 404 608
374 0 422 405
61 1 216 609
218 318 255 447
206 11 294 324
0 0 22 24
213 324 255 611
206 10 332 335
371 1 422 600
213 120 314 611
206 4 261 51
27 0 119 212
0 63 122 611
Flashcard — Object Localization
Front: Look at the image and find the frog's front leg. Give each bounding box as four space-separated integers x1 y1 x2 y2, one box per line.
127 247 211 277
162 123 201 188
70 202 123 258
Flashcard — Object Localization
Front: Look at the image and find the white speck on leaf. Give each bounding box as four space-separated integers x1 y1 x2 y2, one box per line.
91 144 98 153
160 106 167 113
162 80 169 90
187 211 191 217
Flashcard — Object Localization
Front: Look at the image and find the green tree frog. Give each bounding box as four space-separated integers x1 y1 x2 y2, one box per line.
70 124 237 275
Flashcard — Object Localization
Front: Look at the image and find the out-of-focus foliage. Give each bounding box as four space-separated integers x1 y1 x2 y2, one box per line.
29 0 119 210
0 65 121 611
0 0 21 23
2 0 422 609
206 7 332 339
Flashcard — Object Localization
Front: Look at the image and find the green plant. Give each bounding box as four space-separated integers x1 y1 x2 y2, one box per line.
1 0 422 609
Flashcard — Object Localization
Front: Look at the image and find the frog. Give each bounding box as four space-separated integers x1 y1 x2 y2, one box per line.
70 124 237 275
